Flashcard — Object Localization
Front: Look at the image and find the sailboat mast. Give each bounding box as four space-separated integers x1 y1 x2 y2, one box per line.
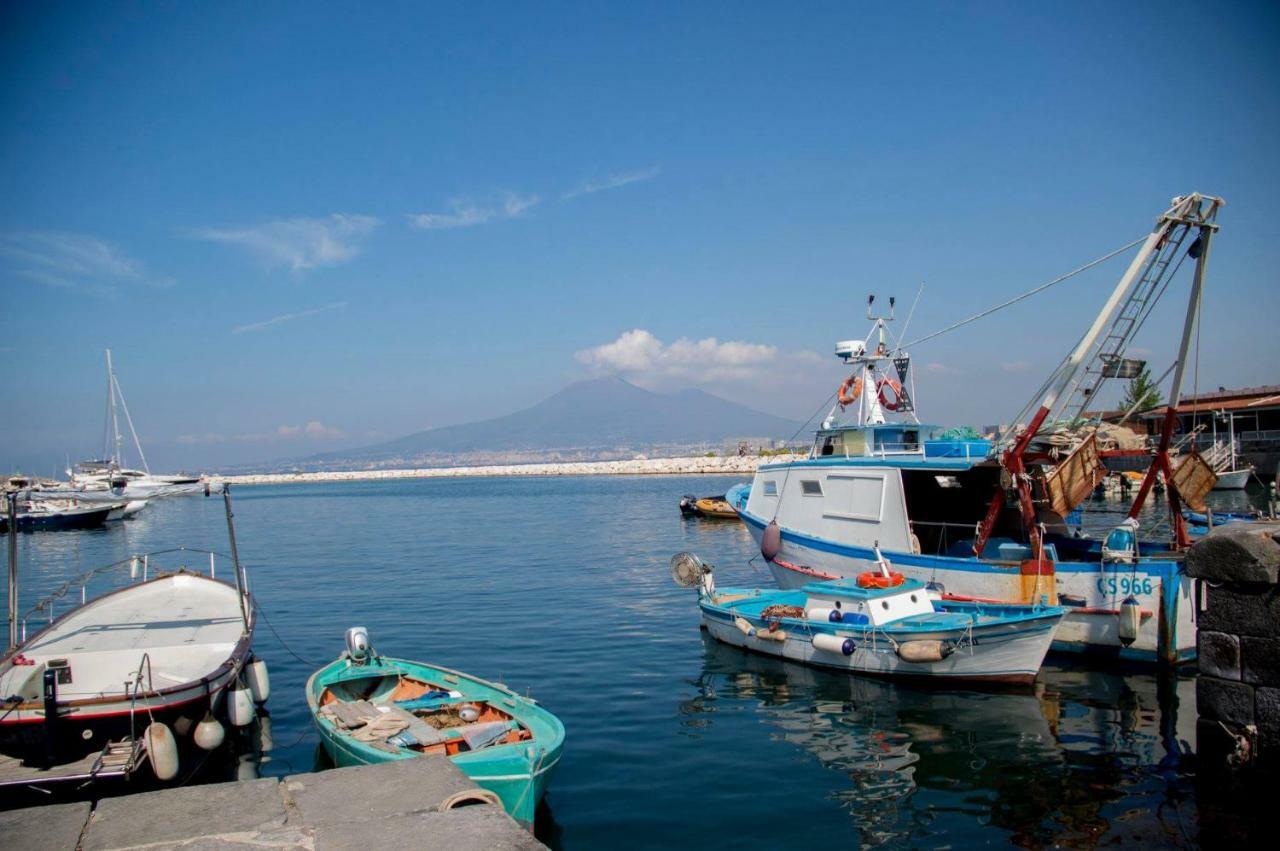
106 349 123 468
7 492 17 651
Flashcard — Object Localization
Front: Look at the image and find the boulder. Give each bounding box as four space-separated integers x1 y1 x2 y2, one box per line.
1185 521 1280 585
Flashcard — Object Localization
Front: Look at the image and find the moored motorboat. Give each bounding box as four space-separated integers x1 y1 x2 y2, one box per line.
0 488 266 790
306 628 564 830
680 494 739 518
0 498 118 533
672 552 1066 685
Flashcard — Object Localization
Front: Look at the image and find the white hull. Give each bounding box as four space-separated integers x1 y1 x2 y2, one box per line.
1211 468 1251 490
701 612 1059 683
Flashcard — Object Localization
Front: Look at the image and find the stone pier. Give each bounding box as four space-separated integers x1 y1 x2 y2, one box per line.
1185 520 1280 769
0 758 545 850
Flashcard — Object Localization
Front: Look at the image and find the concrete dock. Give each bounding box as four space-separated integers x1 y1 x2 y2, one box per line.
0 758 546 850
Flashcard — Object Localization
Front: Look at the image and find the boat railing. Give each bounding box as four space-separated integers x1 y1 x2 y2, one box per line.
14 547 238 644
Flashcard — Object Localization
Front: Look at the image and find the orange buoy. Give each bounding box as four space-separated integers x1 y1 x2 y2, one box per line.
856 570 905 589
837 375 863 407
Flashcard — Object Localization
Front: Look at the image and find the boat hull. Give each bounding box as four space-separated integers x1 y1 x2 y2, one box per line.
1211 469 1251 490
699 596 1062 684
736 505 1195 664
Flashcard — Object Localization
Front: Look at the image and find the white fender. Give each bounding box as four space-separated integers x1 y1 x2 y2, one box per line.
228 684 255 727
246 659 270 704
145 722 179 781
812 633 855 656
194 711 226 751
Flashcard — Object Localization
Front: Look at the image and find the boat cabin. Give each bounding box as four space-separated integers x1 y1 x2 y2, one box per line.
803 577 935 627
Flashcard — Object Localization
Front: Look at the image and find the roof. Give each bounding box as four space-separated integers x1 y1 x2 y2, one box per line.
1139 385 1280 418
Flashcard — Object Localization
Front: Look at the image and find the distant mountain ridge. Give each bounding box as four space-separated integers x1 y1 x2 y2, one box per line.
317 376 801 465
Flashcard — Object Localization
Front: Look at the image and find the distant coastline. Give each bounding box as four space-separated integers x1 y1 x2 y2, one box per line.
210 454 798 486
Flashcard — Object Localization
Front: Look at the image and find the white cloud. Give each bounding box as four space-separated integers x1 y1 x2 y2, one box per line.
304 420 345 438
408 193 539 230
188 214 379 272
0 231 173 295
576 329 820 386
563 165 662 200
232 301 347 335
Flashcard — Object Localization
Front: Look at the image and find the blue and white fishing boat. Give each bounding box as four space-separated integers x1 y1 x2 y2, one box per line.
732 193 1226 665
672 552 1065 684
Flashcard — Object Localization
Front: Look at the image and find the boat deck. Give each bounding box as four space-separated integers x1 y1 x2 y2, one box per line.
0 574 245 703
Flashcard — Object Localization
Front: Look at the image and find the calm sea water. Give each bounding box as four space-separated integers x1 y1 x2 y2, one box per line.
6 476 1271 847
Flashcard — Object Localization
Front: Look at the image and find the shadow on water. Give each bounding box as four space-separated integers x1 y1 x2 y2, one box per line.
684 632 1202 848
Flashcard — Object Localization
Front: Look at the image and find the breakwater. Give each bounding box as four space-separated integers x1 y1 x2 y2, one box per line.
212 454 787 486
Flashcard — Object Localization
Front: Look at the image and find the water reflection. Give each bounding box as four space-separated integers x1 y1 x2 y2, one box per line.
685 633 1199 847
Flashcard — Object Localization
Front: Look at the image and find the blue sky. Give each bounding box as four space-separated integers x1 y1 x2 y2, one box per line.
2 1 1278 472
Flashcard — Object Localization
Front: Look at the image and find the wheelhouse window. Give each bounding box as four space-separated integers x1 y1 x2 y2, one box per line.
763 480 778 496
800 480 823 496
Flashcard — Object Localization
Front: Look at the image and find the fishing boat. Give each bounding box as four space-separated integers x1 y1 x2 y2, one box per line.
731 193 1226 664
672 552 1065 684
0 488 267 790
306 628 564 829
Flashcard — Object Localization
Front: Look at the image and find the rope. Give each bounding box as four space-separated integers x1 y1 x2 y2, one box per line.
440 788 504 811
254 601 325 668
901 236 1147 349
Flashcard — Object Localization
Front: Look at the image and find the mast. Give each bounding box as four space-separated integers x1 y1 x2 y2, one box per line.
106 349 123 468
7 492 17 651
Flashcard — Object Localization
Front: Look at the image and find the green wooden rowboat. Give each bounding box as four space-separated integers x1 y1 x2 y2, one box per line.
305 637 564 829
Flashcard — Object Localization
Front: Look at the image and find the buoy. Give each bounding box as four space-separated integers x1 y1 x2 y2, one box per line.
145 722 179 781
459 704 480 723
806 607 842 623
734 616 755 636
246 658 270 704
1118 596 1141 647
755 627 787 642
895 640 954 663
228 684 255 727
761 520 781 561
193 711 226 751
812 633 855 656
172 715 193 736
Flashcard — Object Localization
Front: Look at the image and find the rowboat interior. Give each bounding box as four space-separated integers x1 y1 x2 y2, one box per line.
317 671 534 757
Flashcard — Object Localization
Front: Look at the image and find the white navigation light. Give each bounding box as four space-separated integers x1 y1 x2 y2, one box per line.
835 340 866 361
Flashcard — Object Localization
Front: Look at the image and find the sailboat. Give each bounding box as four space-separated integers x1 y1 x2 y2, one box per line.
64 350 206 499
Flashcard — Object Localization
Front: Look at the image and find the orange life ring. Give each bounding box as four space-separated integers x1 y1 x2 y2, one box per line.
856 570 905 589
837 375 863 407
877 377 904 411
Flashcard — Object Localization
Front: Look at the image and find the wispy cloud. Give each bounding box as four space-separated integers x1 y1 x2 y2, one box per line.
0 231 173 296
188 214 379 272
231 301 347 335
563 165 661 200
408 193 539 230
576 328 821 386
176 420 346 445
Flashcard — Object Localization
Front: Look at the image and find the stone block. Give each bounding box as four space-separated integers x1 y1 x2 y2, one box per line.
1199 631 1241 681
313 806 544 851
1257 687 1280 746
0 801 91 850
1185 522 1280 584
284 757 477 828
1198 585 1280 638
1243 637 1280 687
1197 676 1254 727
82 777 288 851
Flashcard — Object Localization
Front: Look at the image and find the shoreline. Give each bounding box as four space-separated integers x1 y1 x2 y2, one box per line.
210 454 792 486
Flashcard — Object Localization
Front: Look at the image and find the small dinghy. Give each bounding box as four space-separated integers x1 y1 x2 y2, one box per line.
672 551 1066 685
306 628 565 829
679 494 739 519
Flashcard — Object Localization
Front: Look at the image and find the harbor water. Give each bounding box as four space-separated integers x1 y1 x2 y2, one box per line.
5 475 1271 847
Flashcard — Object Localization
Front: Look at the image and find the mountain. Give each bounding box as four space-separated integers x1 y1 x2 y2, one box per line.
328 376 802 464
